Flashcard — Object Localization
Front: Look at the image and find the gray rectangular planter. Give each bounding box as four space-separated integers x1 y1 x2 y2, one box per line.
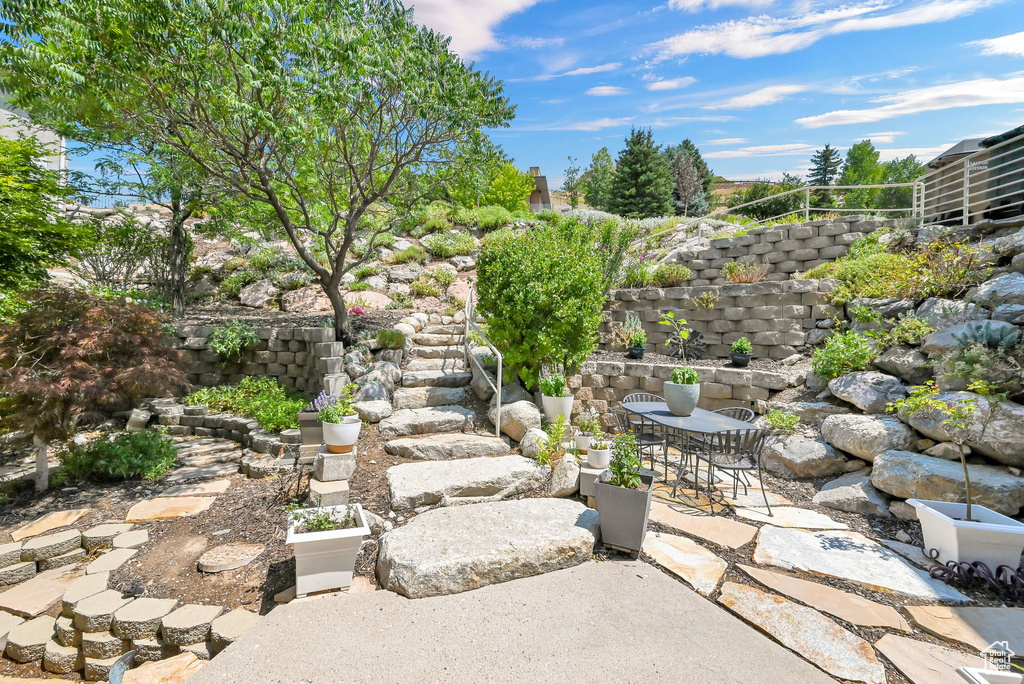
297 410 322 446
594 472 655 556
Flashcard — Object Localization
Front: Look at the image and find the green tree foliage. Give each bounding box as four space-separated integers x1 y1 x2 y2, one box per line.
664 139 713 216
477 220 613 388
483 163 534 213
0 137 91 298
728 173 805 220
609 128 674 218
582 147 615 211
807 144 842 207
1 0 515 343
444 136 509 209
839 140 883 209
562 156 583 210
876 154 925 210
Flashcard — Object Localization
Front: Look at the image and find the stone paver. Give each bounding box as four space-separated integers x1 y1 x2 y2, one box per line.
126 496 215 522
122 651 205 684
379 405 476 439
164 463 238 483
753 527 970 602
20 529 82 561
387 455 547 510
43 636 83 674
5 615 56 662
0 541 23 567
210 609 260 654
880 539 935 570
112 597 178 640
86 548 137 575
162 479 232 497
648 501 758 550
735 506 849 530
73 589 134 632
38 547 87 571
11 509 89 541
54 615 79 647
0 611 25 651
81 629 129 659
383 433 510 460
737 564 911 631
197 544 265 573
161 604 226 645
718 582 886 684
82 523 135 551
131 636 177 664
874 634 986 684
61 572 110 617
84 654 122 681
0 565 82 617
906 605 1024 654
114 530 150 549
0 562 36 586
642 531 726 596
378 499 599 599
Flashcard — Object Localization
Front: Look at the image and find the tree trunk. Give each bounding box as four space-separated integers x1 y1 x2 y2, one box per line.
169 213 187 318
33 435 48 491
325 282 351 344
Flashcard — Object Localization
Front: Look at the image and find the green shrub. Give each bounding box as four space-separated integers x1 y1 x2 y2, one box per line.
811 331 876 381
691 291 718 309
879 315 934 347
389 245 429 264
218 270 260 297
731 337 752 354
534 209 562 225
352 264 382 279
206 320 260 362
721 261 768 283
671 367 700 384
410 277 441 298
425 231 477 258
764 409 799 433
621 260 655 288
387 292 415 309
376 329 406 349
375 231 396 248
477 220 610 388
274 270 314 291
608 433 641 488
349 281 372 292
650 263 693 287
185 377 306 433
430 267 457 287
59 431 177 482
937 322 1024 397
473 206 515 231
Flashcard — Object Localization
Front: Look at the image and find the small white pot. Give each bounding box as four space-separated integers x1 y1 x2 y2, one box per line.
286 503 370 596
909 499 1024 568
322 416 361 454
587 447 611 470
575 434 592 454
541 394 574 423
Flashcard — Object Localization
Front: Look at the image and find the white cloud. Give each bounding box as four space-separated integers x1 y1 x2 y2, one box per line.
856 131 905 143
648 115 736 127
522 117 635 131
705 137 749 144
704 143 818 158
541 98 567 104
969 31 1024 58
501 35 566 49
705 84 807 109
647 0 998 61
529 62 622 81
646 77 698 91
797 75 1024 127
586 86 628 96
410 0 544 58
669 0 773 10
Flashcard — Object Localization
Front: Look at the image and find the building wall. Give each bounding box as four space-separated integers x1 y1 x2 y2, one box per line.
0 98 66 172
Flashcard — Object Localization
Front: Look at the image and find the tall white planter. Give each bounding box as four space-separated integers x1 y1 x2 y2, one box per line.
541 394 574 423
909 499 1024 568
286 503 370 596
322 416 361 454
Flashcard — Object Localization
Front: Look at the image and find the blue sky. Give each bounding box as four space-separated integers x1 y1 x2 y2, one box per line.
410 0 1024 186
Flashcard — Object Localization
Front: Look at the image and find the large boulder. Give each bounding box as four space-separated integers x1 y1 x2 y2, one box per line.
820 414 917 462
386 455 546 510
898 391 1024 467
549 454 580 497
469 361 496 403
239 279 279 308
761 434 847 479
354 381 390 402
353 400 392 423
378 406 475 439
281 286 331 313
383 433 510 460
344 291 392 310
519 428 548 460
494 382 534 406
873 346 932 385
488 401 542 442
969 272 1024 308
376 498 599 598
828 372 907 414
870 450 1024 515
915 298 988 328
812 470 890 517
920 320 1018 357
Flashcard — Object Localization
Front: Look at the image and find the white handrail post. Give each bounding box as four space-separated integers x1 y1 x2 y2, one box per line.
962 163 970 226
804 187 810 221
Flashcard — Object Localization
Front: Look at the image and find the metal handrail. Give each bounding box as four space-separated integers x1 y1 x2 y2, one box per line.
464 284 503 438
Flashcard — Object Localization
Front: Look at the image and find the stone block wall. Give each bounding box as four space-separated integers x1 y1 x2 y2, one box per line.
674 216 894 285
172 325 346 397
603 280 840 359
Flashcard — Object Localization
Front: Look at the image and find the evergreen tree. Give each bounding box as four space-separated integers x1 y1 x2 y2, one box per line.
663 139 714 216
582 147 615 210
669 150 708 217
608 128 674 218
839 140 882 209
807 144 842 208
562 156 583 209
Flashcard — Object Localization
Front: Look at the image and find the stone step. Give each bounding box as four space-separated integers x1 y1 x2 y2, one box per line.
378 406 476 439
402 370 473 389
409 345 463 360
173 439 239 456
420 325 464 336
404 358 466 372
411 333 465 347
178 449 241 468
384 433 512 460
387 455 546 510
392 387 466 410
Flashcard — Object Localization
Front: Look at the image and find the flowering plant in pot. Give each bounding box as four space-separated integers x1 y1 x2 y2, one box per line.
587 436 611 469
316 384 361 454
285 504 370 596
890 382 1024 569
626 329 647 359
663 366 701 416
575 410 602 455
730 337 753 368
594 433 654 555
539 374 574 423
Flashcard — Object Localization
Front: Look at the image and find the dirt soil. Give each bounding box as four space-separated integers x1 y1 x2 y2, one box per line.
590 348 786 372
179 304 407 338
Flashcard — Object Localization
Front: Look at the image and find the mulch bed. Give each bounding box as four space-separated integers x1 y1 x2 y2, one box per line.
589 348 786 372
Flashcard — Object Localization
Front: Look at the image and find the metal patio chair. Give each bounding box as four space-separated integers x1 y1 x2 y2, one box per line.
674 428 773 515
611 407 666 474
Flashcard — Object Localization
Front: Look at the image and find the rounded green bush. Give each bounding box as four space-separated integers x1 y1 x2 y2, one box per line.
811 331 876 381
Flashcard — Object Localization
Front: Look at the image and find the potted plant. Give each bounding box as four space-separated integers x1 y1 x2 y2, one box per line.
730 337 753 367
663 366 701 416
317 384 361 454
539 374 574 423
627 329 647 359
594 433 654 555
891 383 1024 568
575 410 602 455
587 436 611 469
286 504 370 596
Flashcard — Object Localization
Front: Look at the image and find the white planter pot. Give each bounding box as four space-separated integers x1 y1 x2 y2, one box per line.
909 499 1024 568
541 394 574 423
587 448 611 470
322 416 361 454
663 382 700 416
956 668 1023 684
286 503 370 596
574 434 592 454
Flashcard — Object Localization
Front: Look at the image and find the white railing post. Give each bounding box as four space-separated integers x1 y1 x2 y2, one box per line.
963 163 970 226
804 187 810 221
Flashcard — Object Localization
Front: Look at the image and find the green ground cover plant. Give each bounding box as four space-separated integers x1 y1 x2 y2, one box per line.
206 320 260 363
185 377 306 432
58 431 177 483
811 331 876 380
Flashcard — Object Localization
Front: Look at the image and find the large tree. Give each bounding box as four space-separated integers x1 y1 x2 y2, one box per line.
483 163 534 213
807 144 842 207
664 139 713 216
608 128 674 218
2 0 514 343
582 147 615 211
839 140 883 210
876 154 925 210
562 156 583 209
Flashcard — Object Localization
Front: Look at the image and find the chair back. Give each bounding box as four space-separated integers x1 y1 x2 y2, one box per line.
704 429 769 463
622 393 663 405
712 407 755 423
610 407 632 433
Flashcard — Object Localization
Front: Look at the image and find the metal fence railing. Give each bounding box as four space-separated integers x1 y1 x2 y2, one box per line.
464 284 503 438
